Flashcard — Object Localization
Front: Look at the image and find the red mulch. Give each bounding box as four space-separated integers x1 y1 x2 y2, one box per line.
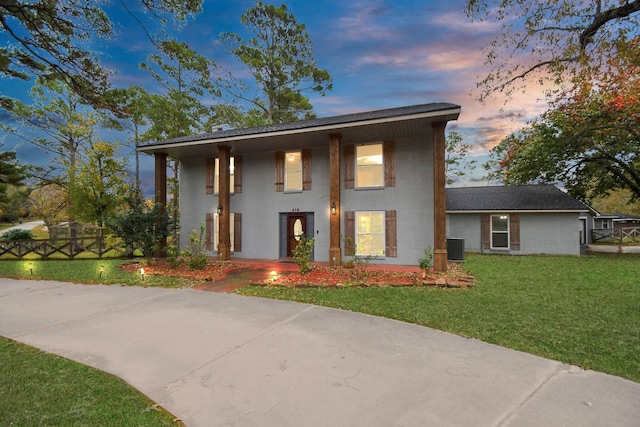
120 259 475 291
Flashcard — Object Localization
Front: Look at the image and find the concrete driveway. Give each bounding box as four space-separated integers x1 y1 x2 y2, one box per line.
1 279 639 426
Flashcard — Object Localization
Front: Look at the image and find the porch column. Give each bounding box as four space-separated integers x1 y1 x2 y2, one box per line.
432 121 448 272
154 152 167 257
329 133 342 266
217 145 231 261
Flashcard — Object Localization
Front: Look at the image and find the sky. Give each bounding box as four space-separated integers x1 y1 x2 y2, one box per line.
0 0 551 192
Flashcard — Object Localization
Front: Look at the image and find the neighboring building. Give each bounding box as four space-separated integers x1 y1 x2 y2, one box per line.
591 212 640 242
138 103 461 270
446 185 590 256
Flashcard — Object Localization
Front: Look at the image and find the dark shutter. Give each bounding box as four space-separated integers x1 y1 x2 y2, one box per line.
206 158 214 195
510 214 520 250
344 145 354 189
383 140 396 187
344 211 355 256
234 212 242 252
385 210 397 257
233 155 242 194
275 151 284 192
481 214 490 250
206 212 214 251
302 149 312 191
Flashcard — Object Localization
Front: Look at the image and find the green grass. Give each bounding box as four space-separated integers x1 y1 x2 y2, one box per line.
0 337 178 426
238 254 640 382
0 259 201 288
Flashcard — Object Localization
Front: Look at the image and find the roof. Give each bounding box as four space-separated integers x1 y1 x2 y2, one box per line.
137 103 461 159
446 185 590 213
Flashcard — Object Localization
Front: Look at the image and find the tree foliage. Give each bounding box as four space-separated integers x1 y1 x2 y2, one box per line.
221 1 332 124
489 41 640 202
0 147 25 204
466 0 640 101
27 184 67 228
445 131 477 186
0 0 203 108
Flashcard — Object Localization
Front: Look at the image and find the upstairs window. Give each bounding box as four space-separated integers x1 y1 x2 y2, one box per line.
214 157 235 194
356 144 383 188
285 151 302 192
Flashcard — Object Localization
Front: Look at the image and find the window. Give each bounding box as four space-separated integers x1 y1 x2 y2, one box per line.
285 151 302 191
356 144 383 188
214 213 234 252
491 215 509 249
214 157 235 194
356 211 385 256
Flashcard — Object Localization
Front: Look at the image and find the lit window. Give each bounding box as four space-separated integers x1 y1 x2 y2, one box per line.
214 213 235 252
491 215 509 249
356 211 385 256
285 151 302 191
214 157 235 194
356 144 383 188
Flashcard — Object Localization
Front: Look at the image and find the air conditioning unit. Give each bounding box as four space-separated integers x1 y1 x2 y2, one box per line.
446 238 465 262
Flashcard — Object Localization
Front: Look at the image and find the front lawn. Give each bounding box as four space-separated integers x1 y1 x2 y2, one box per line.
238 253 640 382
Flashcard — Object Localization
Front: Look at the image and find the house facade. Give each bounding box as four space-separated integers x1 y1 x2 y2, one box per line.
446 185 590 256
138 103 461 271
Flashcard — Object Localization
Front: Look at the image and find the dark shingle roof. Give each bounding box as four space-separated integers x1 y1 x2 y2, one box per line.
446 185 589 212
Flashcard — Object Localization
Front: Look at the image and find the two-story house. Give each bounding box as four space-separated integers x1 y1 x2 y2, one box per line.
138 103 461 271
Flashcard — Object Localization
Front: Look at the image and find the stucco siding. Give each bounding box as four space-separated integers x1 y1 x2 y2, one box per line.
520 213 581 255
446 213 482 252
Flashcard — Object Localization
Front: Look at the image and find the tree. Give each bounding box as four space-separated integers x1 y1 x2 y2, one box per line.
0 147 25 204
466 0 640 101
221 2 332 124
72 141 132 227
445 131 477 186
488 41 640 202
27 184 67 228
0 0 203 108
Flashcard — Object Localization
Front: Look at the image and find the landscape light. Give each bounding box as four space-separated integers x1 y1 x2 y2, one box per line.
140 267 145 281
269 270 278 282
28 262 33 276
99 265 105 278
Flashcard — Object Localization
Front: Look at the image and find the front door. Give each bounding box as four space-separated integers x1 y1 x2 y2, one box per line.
287 213 306 257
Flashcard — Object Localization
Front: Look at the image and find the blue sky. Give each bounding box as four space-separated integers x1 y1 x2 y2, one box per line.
1 0 549 191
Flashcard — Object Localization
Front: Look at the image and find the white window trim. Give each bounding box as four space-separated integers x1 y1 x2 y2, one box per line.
355 211 386 257
214 212 235 252
284 151 302 192
490 214 510 250
214 157 235 195
355 143 384 189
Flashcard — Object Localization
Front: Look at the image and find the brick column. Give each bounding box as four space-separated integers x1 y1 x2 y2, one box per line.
329 133 342 266
433 122 448 272
154 152 167 257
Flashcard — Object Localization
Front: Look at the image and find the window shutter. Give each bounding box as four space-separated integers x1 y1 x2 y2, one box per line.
481 214 490 250
234 212 242 252
510 214 520 250
385 210 397 257
233 155 242 194
383 140 396 187
344 145 354 189
302 149 312 191
275 151 284 192
206 158 214 194
206 212 214 251
344 211 355 256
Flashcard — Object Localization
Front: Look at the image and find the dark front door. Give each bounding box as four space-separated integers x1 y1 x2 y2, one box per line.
287 213 306 257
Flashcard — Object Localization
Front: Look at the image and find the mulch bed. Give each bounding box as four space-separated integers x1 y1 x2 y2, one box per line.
120 260 475 290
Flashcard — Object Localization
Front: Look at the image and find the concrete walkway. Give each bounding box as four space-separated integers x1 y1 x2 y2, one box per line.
1 279 638 427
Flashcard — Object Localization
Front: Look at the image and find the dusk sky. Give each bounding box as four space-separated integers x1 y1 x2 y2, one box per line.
1 0 550 190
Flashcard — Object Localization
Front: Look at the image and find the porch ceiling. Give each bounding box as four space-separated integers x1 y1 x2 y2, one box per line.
138 103 461 160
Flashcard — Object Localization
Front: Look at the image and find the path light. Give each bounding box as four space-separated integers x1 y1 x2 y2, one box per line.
28 262 33 276
99 265 105 279
269 270 278 282
140 267 145 281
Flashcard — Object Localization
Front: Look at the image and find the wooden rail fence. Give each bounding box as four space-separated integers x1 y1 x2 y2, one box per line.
0 237 126 260
592 227 640 243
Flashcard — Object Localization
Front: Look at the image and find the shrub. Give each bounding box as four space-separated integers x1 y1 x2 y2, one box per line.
183 224 208 270
292 235 315 274
2 229 33 240
418 245 433 272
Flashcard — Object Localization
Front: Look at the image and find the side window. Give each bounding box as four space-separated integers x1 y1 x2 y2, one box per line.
356 144 383 188
355 211 385 256
491 215 509 249
214 157 235 194
285 151 302 192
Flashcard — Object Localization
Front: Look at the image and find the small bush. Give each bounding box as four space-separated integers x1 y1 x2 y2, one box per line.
2 229 34 241
292 235 315 274
418 245 433 272
183 225 208 270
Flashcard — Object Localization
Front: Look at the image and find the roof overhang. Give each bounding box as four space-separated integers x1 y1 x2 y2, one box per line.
138 103 461 160
447 210 589 214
